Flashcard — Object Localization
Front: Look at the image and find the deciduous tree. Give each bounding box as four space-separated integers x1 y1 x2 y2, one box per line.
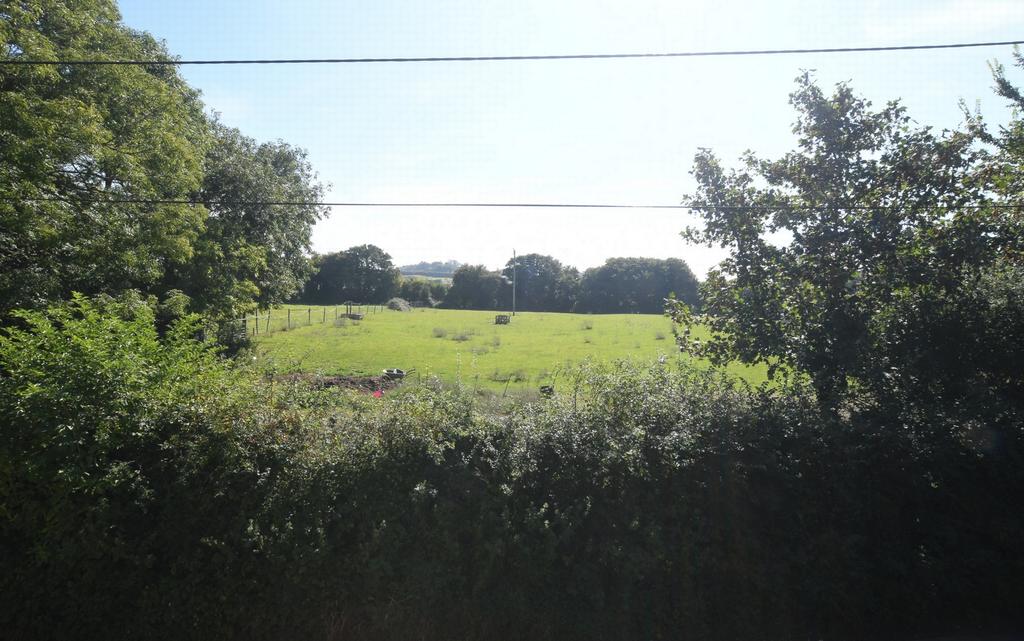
161 122 327 319
501 253 579 312
1 0 208 313
671 72 1022 409
301 244 400 304
578 257 699 313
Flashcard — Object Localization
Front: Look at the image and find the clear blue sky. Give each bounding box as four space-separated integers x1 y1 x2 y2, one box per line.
118 0 1024 275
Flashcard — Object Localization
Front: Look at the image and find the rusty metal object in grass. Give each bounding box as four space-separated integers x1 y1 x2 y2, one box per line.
383 368 415 380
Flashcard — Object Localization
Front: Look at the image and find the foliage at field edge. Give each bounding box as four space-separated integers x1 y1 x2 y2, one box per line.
1 296 1021 641
671 68 1024 411
440 255 702 313
0 0 326 321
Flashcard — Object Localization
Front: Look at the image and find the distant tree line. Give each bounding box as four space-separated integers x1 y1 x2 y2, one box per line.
297 249 701 313
398 259 463 278
442 254 700 313
297 245 450 305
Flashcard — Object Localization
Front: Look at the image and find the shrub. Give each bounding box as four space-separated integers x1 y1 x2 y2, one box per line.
0 296 309 639
452 329 475 342
432 327 447 338
580 319 594 330
386 297 411 311
2 301 1021 641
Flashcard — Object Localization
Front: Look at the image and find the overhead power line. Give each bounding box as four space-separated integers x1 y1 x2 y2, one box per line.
2 195 1021 211
3 39 1022 66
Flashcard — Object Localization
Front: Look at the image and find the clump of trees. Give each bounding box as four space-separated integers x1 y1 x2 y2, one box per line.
441 264 511 310
297 246 451 307
671 70 1024 412
578 257 699 313
440 254 700 312
0 0 327 322
500 253 580 312
299 244 400 304
397 277 449 306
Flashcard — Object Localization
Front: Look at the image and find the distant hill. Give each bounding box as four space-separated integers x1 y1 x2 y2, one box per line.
399 260 462 278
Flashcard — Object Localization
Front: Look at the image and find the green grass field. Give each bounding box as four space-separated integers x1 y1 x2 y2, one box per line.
253 306 765 391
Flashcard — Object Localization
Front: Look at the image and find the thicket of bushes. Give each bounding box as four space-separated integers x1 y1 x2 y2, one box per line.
2 297 1021 640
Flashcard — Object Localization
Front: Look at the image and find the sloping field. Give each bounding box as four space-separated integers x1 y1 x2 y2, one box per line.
254 307 765 391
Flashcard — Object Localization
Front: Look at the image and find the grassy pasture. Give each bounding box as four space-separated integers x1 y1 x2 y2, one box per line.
254 306 766 391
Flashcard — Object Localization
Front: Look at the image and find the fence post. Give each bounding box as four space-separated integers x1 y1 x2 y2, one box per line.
308 308 311 325
287 308 291 329
322 308 326 324
254 314 258 336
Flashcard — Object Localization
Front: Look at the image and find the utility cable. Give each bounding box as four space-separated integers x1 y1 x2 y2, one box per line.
3 39 1022 66
2 195 1021 211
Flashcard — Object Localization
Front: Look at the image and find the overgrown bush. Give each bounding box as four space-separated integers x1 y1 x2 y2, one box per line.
2 299 1022 640
386 297 411 311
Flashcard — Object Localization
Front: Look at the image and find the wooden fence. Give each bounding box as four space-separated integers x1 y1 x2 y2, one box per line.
228 303 385 338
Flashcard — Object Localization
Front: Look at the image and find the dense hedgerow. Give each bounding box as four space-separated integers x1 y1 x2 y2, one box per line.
1 298 1022 640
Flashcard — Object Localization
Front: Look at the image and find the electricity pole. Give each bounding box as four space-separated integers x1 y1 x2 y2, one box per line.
512 248 517 317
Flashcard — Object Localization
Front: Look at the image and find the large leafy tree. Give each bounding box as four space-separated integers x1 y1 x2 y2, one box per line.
300 244 399 304
161 122 327 319
671 73 1022 408
501 253 579 312
1 2 328 322
1 0 209 314
578 257 699 313
441 264 510 310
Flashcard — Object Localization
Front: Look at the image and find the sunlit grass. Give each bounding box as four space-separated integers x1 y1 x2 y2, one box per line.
253 306 766 391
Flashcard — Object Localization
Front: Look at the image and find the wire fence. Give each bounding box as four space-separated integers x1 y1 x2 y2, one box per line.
225 303 386 339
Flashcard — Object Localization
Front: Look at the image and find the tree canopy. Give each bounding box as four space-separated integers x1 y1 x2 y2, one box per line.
300 244 400 304
442 265 510 310
161 122 327 319
671 71 1024 409
578 257 699 314
501 253 579 313
0 0 326 321
1 0 208 314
